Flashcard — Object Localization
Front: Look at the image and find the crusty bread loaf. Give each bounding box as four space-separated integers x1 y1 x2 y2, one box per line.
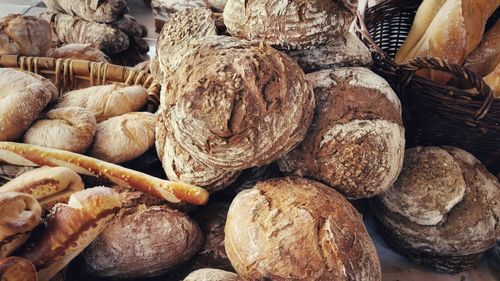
223 0 358 50
17 187 121 281
23 107 97 153
0 166 84 212
395 0 499 82
0 142 209 205
373 146 500 272
464 20 500 77
0 69 59 141
0 14 52 56
55 84 148 122
279 67 405 199
42 0 128 23
46 43 110 63
185 269 240 281
0 192 41 258
83 204 203 278
0 257 37 281
225 177 381 280
0 165 34 186
89 112 155 164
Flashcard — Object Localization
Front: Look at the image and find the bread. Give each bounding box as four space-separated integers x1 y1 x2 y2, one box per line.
285 31 372 72
484 62 500 97
223 0 358 50
42 0 128 23
158 35 315 171
0 166 84 212
0 68 59 141
185 269 240 281
279 67 405 199
373 146 500 273
88 112 155 163
0 165 34 186
464 20 500 77
0 14 52 56
46 43 110 62
23 107 97 154
225 177 381 280
0 142 209 205
40 12 130 55
54 84 148 122
82 204 204 278
0 257 37 281
17 187 121 281
395 0 499 82
0 192 41 258
110 14 147 37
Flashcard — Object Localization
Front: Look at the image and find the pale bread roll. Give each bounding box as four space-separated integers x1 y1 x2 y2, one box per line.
0 14 52 56
185 269 240 281
23 107 97 154
46 43 110 63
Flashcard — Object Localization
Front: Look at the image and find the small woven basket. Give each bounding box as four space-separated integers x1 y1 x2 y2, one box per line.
354 0 500 174
0 55 161 112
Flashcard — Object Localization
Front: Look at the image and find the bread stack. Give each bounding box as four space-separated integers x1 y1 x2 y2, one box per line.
39 0 150 66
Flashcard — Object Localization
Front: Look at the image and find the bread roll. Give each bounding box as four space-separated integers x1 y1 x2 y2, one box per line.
23 107 97 154
464 20 500 77
46 44 110 63
0 192 41 258
279 68 405 199
0 166 84 212
83 204 203 278
373 146 500 273
158 35 315 171
55 84 148 122
0 14 52 56
225 177 381 280
17 187 121 281
0 257 37 281
395 0 499 82
185 269 240 281
42 0 128 23
0 69 59 141
223 0 358 50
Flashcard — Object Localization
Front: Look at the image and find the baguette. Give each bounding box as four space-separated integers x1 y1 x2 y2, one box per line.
0 142 209 205
0 257 37 281
42 0 128 23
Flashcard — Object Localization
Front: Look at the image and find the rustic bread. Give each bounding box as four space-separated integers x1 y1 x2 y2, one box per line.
83 204 204 278
42 0 128 23
46 43 110 62
484 62 500 97
185 268 240 281
223 0 358 50
225 177 381 280
0 68 59 141
279 67 405 199
0 165 34 186
23 107 97 153
0 257 37 281
464 20 500 78
373 146 500 273
0 14 52 56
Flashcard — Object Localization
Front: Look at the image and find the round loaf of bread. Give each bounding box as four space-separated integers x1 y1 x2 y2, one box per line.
0 68 59 141
23 107 97 153
185 268 240 281
83 204 204 278
279 67 405 199
46 44 110 62
223 0 357 50
373 146 500 273
88 112 155 163
158 36 315 171
0 257 37 281
225 177 381 281
0 15 52 56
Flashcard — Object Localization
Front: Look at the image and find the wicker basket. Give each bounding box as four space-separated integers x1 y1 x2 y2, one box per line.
354 0 500 174
0 55 161 112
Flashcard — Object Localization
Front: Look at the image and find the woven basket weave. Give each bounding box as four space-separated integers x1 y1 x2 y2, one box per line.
354 0 500 174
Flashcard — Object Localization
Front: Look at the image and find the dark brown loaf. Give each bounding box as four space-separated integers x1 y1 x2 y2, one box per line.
225 177 381 281
464 20 500 78
223 0 358 50
0 14 52 56
42 0 128 23
279 67 405 199
82 204 204 278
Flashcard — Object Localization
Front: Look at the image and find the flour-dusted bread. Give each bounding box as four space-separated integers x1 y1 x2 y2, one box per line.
83 204 204 278
0 14 52 56
42 0 128 23
46 43 110 62
23 107 97 153
464 20 500 78
0 69 59 141
185 269 240 281
279 67 405 199
55 84 148 122
373 146 500 273
88 112 155 164
223 0 358 50
225 177 381 280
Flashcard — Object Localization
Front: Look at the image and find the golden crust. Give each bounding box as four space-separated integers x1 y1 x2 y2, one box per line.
0 256 37 281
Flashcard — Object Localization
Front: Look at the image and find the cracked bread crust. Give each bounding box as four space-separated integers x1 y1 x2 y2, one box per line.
225 177 381 281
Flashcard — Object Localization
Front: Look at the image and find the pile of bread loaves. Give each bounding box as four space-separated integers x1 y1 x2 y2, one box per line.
0 0 499 281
